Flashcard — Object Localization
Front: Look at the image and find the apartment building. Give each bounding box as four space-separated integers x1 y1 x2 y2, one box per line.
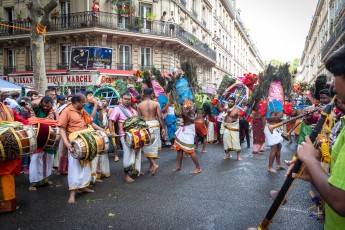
299 0 345 82
0 0 263 91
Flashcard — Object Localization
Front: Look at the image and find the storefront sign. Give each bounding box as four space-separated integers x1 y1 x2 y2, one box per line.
98 75 118 84
9 74 98 87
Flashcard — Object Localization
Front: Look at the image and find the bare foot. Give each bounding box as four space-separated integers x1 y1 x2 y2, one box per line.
148 166 153 172
223 154 232 160
68 197 75 204
124 175 134 183
237 157 242 161
114 156 119 162
268 168 278 173
29 186 36 191
138 172 145 176
277 165 286 170
202 149 207 153
190 168 201 174
80 187 94 193
185 154 191 158
172 167 181 172
151 165 159 176
95 178 103 183
48 180 53 185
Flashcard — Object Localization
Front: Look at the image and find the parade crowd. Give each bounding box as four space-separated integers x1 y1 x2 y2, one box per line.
1 47 345 229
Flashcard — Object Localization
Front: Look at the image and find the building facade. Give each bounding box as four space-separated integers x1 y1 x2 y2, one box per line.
0 0 263 91
298 0 345 82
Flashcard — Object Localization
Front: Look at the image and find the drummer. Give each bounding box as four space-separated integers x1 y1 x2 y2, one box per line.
29 96 57 191
0 100 21 213
58 93 104 203
109 91 141 183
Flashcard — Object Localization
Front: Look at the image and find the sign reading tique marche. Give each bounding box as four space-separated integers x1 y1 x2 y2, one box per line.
10 74 97 87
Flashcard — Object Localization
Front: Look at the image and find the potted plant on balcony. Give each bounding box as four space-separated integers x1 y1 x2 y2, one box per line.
119 5 131 17
51 9 60 18
15 11 23 22
146 11 155 21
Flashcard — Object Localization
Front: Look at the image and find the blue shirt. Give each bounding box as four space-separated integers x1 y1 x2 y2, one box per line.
84 103 100 126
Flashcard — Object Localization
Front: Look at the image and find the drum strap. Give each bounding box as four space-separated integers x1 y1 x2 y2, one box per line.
118 105 132 118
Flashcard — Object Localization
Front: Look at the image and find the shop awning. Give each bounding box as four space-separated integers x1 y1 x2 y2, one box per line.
0 79 22 92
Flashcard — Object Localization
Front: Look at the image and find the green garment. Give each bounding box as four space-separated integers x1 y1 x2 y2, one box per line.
325 118 345 229
297 121 313 145
33 106 49 118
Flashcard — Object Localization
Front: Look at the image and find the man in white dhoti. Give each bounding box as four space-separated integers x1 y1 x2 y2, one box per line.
137 88 166 175
172 100 201 174
58 94 104 203
221 97 242 161
109 91 142 183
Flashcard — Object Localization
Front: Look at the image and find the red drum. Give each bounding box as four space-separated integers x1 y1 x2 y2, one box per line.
124 128 154 149
33 124 61 150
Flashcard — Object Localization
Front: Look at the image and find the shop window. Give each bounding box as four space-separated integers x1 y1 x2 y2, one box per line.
119 45 131 70
141 47 152 70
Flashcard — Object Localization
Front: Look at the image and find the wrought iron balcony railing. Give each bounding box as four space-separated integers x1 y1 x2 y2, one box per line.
180 0 187 8
4 66 16 75
25 65 33 71
321 16 345 59
116 63 133 70
192 9 198 18
0 11 216 62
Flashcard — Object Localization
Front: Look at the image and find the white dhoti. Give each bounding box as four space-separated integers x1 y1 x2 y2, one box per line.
264 125 283 146
68 152 91 190
90 154 110 183
120 136 141 173
222 121 241 152
29 151 54 186
142 120 160 158
207 121 215 142
172 124 195 154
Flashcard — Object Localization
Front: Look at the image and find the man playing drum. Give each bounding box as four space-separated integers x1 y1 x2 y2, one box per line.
137 88 166 175
29 96 58 191
0 101 21 213
109 91 141 183
58 93 104 203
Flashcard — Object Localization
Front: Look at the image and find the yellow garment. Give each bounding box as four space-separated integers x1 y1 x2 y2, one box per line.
0 174 15 213
294 118 303 135
68 126 94 141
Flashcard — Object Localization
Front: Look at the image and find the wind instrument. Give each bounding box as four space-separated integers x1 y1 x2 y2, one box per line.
246 98 335 230
281 118 304 141
267 108 318 134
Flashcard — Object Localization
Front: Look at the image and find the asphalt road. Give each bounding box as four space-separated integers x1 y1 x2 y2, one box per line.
1 140 323 230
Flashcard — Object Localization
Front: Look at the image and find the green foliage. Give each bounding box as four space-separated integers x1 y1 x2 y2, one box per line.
289 58 300 75
115 79 128 96
151 66 166 87
279 63 292 100
217 75 236 95
142 70 153 89
189 37 197 46
181 60 198 95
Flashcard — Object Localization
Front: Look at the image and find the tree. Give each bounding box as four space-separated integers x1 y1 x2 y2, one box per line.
289 58 300 75
264 59 283 67
26 0 58 94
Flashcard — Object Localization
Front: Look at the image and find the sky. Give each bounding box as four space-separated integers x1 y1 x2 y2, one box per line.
236 0 318 63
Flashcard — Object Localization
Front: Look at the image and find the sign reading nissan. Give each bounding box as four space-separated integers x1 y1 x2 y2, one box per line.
70 46 112 70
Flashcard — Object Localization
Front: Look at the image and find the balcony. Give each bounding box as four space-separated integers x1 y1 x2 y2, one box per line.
321 16 345 60
116 63 133 70
0 11 217 62
25 65 33 71
202 19 207 27
4 66 16 75
192 9 198 18
57 63 69 70
180 0 187 8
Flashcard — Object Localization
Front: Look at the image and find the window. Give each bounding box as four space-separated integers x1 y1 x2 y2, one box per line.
141 47 152 69
8 49 15 67
61 44 71 66
60 0 70 28
119 45 131 70
140 4 152 31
